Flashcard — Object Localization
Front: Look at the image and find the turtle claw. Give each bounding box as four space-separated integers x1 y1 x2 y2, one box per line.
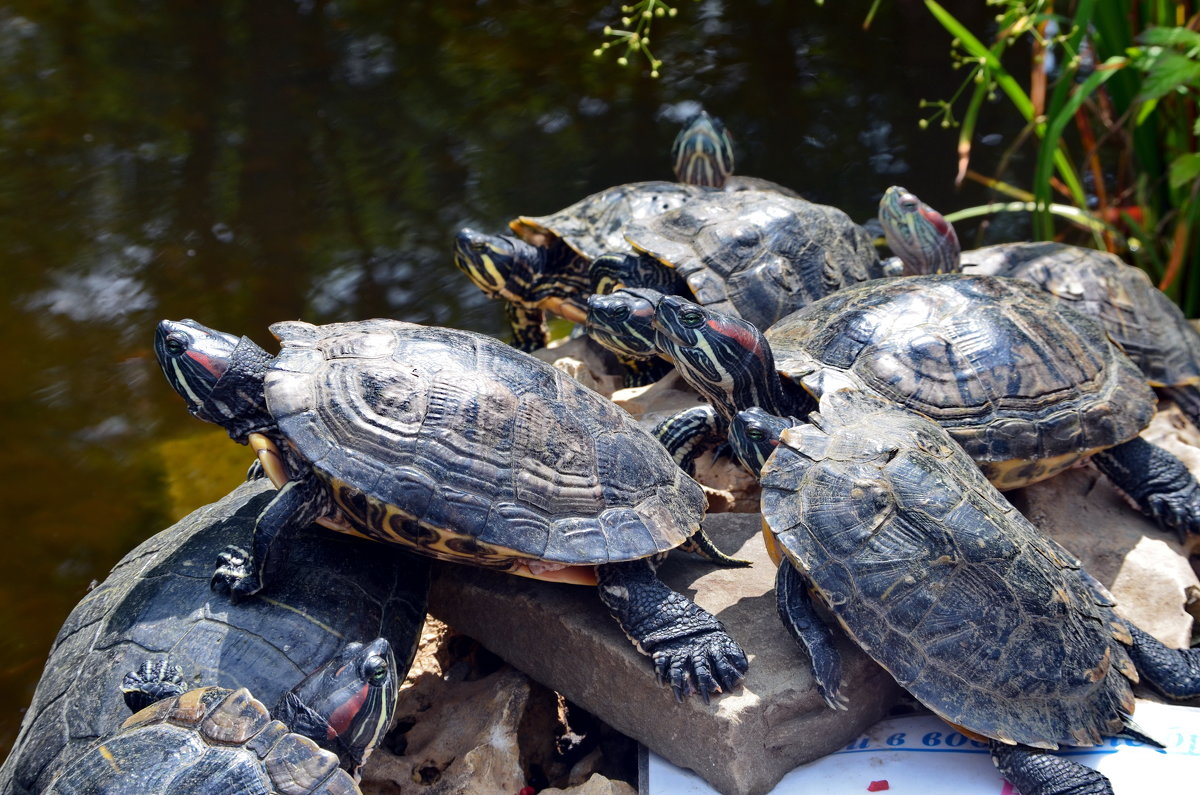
652 632 748 703
211 545 262 600
1144 488 1200 542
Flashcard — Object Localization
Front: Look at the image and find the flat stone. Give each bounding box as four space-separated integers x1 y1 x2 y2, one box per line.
426 512 901 795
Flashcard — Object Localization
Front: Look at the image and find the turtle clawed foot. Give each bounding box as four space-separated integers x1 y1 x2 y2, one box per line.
121 660 186 713
211 545 263 601
1144 489 1200 544
245 460 266 481
653 632 748 704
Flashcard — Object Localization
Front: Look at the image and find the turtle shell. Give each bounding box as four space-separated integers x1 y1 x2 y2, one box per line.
765 274 1155 489
0 481 429 795
46 686 359 794
264 319 704 567
963 242 1200 388
760 390 1138 748
509 180 711 262
624 190 886 329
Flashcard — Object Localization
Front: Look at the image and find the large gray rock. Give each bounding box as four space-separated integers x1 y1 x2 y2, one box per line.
426 512 901 795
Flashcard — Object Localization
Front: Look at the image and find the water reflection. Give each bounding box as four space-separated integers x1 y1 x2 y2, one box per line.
0 0 1000 754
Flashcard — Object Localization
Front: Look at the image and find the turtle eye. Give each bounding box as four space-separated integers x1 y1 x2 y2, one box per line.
609 305 631 322
679 309 704 328
164 333 189 356
746 427 766 441
899 196 919 211
364 656 389 684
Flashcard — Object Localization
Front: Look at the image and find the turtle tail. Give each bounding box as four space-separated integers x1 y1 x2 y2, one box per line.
678 528 751 567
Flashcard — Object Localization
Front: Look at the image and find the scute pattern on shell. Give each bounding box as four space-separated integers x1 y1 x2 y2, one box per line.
45 687 359 795
265 319 704 565
963 241 1200 387
760 391 1137 748
624 190 884 329
509 181 711 260
765 275 1155 487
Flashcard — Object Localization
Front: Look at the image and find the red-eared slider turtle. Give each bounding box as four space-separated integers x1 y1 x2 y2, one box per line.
154 318 748 700
649 277 1200 539
453 180 710 351
0 480 429 794
725 390 1200 795
45 641 394 795
878 184 1200 428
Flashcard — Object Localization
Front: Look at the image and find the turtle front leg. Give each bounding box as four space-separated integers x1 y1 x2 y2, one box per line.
212 475 331 600
989 741 1113 795
1090 437 1200 541
652 404 726 477
596 559 747 702
1123 621 1200 699
507 302 548 352
776 561 846 710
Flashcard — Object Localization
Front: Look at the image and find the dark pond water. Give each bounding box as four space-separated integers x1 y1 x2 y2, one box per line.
0 0 1008 754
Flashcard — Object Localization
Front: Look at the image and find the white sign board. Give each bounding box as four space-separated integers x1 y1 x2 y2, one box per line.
646 700 1200 794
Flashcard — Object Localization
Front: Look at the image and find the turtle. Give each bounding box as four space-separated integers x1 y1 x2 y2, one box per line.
670 110 801 196
647 276 1200 539
724 389 1200 795
878 184 1200 429
45 640 395 795
0 480 430 794
453 180 710 351
452 114 817 356
153 317 748 701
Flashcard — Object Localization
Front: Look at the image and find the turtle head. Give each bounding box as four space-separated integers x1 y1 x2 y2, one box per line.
878 186 961 275
672 110 735 188
452 228 526 301
653 296 783 420
276 637 398 777
729 407 795 476
155 319 273 443
453 228 587 323
586 288 664 361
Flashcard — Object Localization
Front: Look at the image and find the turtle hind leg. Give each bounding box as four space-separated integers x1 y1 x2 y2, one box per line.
121 660 186 713
777 562 846 710
596 559 747 702
989 741 1113 795
1123 620 1200 700
1090 436 1200 541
